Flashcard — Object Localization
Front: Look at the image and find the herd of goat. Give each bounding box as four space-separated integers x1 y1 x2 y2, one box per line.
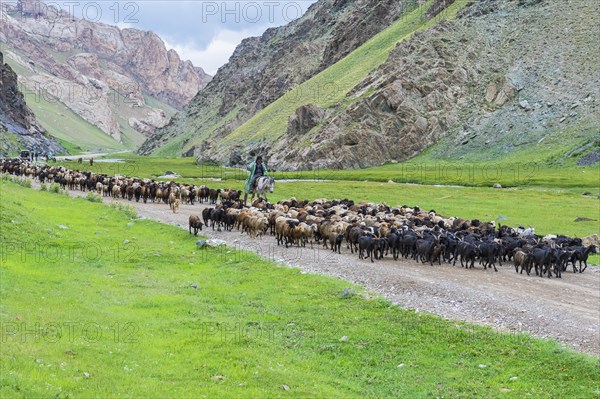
2 158 598 278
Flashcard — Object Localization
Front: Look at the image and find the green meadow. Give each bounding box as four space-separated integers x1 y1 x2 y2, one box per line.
1 180 599 398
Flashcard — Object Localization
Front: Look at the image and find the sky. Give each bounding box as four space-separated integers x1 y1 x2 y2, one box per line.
38 1 318 75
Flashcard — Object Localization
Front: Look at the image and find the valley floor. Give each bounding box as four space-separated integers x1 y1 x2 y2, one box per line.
30 180 600 357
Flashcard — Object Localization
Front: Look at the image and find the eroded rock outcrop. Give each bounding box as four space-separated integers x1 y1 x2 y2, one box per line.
0 51 65 155
139 0 418 155
1 0 211 141
268 0 599 169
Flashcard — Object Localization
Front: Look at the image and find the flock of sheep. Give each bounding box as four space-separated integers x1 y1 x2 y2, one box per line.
2 158 598 278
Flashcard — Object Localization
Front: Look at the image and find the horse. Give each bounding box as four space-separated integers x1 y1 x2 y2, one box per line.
251 176 275 202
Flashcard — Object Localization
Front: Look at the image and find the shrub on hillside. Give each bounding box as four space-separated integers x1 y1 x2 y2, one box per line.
86 192 103 203
110 202 138 219
1 174 32 188
48 183 69 196
49 183 61 193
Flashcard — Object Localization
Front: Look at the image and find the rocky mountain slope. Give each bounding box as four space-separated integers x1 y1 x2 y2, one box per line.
271 0 599 169
138 0 419 156
0 50 64 156
141 0 599 170
0 0 211 148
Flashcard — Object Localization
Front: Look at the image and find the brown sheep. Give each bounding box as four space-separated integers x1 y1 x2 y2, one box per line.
319 220 343 246
189 214 204 235
209 189 221 204
243 215 268 238
252 197 267 209
220 189 242 202
289 222 313 247
513 249 533 274
431 244 446 265
268 211 285 235
180 187 191 204
327 232 343 253
298 222 316 247
126 185 135 201
275 217 296 247
111 185 121 198
162 188 171 204
168 193 179 213
237 209 252 231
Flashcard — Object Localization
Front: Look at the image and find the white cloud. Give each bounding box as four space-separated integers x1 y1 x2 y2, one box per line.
113 21 139 30
164 28 259 75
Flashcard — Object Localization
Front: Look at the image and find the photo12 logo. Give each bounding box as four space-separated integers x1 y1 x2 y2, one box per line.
17 80 142 107
200 1 305 24
198 321 317 345
1 240 139 264
1 1 140 24
1 321 139 343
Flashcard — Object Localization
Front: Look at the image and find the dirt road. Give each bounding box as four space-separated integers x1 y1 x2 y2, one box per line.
33 181 600 356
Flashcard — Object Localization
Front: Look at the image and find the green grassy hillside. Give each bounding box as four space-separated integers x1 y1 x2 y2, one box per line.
144 0 598 179
176 1 465 155
1 179 599 397
3 56 124 153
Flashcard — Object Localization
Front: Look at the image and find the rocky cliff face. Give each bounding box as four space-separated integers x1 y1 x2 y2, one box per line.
141 0 598 169
269 0 599 169
1 0 211 142
0 51 65 156
138 0 418 155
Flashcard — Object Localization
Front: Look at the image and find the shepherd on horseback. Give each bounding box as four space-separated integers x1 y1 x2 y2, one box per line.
244 155 272 206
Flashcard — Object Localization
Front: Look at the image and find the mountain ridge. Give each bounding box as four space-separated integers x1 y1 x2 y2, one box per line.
0 0 211 150
140 0 599 170
138 0 419 157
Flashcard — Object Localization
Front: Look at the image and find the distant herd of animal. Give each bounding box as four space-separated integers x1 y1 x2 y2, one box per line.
2 158 598 278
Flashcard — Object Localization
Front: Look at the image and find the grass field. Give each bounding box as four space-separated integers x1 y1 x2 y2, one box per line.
91 152 600 191
268 161 600 193
1 180 599 398
78 153 243 181
268 128 600 193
